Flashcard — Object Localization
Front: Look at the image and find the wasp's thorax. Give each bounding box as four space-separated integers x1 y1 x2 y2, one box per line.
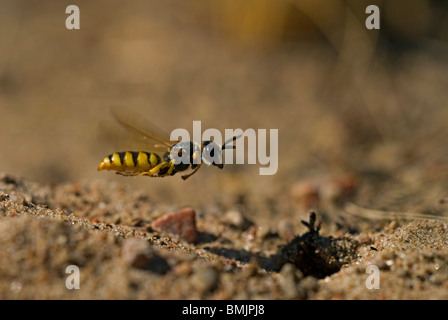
167 141 223 169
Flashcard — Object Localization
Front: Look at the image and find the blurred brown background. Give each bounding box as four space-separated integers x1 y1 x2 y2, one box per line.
1 0 448 212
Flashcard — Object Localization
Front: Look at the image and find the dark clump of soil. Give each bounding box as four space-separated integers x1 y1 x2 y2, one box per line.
278 212 359 279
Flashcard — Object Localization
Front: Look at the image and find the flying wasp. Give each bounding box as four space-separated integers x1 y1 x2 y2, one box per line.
97 107 240 180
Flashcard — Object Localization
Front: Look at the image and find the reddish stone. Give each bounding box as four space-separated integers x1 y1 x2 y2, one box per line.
290 180 320 210
151 207 199 244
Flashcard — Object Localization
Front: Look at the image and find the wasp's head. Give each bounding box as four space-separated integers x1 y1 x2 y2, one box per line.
201 135 241 169
202 141 223 169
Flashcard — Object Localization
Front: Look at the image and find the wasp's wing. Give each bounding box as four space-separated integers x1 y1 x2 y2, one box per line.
98 106 177 153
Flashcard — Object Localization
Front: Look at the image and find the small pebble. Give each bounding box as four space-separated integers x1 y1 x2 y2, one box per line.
191 265 219 293
122 238 155 268
173 262 193 276
320 174 357 204
151 208 199 244
278 219 295 241
290 180 320 209
222 209 251 230
299 276 319 292
10 281 22 294
278 263 302 299
121 238 169 274
257 225 271 240
241 258 259 278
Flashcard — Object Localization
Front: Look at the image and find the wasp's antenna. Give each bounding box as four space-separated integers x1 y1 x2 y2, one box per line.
222 134 242 150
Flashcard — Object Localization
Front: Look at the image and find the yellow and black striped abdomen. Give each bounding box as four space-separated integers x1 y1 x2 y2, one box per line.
98 151 161 172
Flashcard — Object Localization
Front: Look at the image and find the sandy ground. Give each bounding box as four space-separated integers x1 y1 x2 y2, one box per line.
1 1 448 299
1 172 447 299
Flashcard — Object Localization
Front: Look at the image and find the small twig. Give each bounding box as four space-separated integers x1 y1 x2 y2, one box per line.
343 202 448 221
301 212 322 233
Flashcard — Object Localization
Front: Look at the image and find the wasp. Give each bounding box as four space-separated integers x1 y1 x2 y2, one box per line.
97 107 240 180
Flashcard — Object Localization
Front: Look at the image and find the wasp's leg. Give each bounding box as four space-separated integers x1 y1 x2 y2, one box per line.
181 150 202 180
153 160 176 177
165 160 176 176
181 164 201 180
116 171 139 176
137 161 170 177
